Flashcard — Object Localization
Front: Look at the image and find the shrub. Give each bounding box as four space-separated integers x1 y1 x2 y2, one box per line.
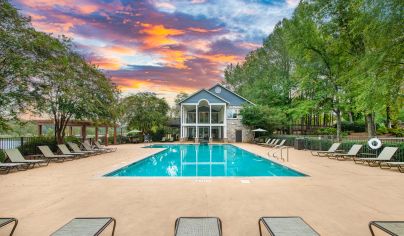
315 127 337 135
339 121 366 132
389 128 404 137
18 136 57 155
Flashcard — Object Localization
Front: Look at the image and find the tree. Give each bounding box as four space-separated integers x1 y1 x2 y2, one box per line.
32 43 120 143
0 0 120 142
240 105 285 133
0 0 45 130
170 92 189 118
122 92 169 134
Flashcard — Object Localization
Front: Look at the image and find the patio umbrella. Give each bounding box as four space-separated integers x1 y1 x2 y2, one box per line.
252 128 267 132
252 128 267 140
126 129 142 135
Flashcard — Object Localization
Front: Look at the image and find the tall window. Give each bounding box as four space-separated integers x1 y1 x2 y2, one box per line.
227 108 240 119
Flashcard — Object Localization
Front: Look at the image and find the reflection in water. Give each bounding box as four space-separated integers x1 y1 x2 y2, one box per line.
106 144 306 177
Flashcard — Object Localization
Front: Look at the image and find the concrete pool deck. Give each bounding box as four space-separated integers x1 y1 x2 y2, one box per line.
0 143 403 235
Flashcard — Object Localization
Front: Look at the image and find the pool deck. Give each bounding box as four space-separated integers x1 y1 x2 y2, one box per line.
0 143 403 235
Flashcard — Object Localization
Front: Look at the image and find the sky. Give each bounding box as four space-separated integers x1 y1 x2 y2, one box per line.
12 0 298 104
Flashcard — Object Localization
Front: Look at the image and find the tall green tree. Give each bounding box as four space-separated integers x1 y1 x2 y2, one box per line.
122 93 169 134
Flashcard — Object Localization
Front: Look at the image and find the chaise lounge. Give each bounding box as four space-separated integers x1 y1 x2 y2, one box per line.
265 139 279 147
94 141 117 152
174 217 222 236
81 141 105 154
67 142 97 156
38 146 75 162
258 138 272 146
258 216 320 236
354 147 398 167
0 162 29 174
311 143 341 157
57 144 89 158
0 218 18 236
369 221 404 236
4 149 49 168
380 162 404 173
329 144 362 160
51 217 116 236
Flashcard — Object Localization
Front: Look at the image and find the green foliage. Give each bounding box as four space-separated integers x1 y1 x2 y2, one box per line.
224 0 403 139
122 92 169 134
240 105 285 133
170 92 189 118
18 136 57 156
339 121 366 133
0 0 121 142
315 128 337 135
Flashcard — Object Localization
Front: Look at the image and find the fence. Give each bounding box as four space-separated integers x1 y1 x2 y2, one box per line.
268 135 404 162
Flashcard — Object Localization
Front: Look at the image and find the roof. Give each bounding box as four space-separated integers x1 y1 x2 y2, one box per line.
208 83 254 106
179 89 229 104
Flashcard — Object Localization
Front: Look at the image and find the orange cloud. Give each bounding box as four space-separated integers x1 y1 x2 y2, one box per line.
140 23 184 48
101 45 136 55
199 54 240 63
91 57 122 70
160 49 194 69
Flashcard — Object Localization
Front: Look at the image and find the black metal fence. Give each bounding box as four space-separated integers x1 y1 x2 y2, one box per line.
268 135 404 162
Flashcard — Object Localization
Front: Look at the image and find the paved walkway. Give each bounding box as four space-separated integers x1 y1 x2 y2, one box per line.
0 143 403 235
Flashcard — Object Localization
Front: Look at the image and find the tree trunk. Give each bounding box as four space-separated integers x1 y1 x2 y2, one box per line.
386 105 392 128
366 113 376 137
335 109 342 141
348 111 354 124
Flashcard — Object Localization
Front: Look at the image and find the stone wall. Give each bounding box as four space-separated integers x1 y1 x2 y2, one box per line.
226 119 253 142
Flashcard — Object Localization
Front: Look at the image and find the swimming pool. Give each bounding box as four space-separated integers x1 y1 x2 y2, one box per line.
105 144 306 177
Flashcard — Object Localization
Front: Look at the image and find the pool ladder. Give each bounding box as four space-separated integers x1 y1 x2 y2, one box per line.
268 147 289 162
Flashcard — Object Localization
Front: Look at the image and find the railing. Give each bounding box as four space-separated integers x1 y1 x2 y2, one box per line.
268 135 404 162
0 137 38 150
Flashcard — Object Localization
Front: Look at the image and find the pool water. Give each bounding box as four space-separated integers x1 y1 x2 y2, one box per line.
105 144 306 177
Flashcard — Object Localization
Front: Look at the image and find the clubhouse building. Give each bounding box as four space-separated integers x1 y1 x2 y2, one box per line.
179 84 254 143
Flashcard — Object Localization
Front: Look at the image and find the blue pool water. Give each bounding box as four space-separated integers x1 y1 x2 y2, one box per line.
105 144 306 177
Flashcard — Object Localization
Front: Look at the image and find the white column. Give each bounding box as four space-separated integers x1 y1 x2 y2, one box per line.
180 104 183 139
223 104 227 140
195 105 199 141
209 104 212 124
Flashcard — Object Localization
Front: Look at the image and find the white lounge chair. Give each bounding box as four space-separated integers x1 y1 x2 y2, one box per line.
175 217 222 236
354 147 398 167
38 146 75 162
329 144 362 160
51 217 116 236
0 162 29 174
4 149 49 168
259 216 319 236
311 143 341 157
58 144 88 158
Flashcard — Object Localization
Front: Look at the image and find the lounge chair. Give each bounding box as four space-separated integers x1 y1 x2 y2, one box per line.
4 149 49 168
369 221 404 236
0 162 29 174
258 217 320 236
67 142 96 155
258 138 272 145
175 217 222 236
0 218 18 236
38 146 75 162
329 144 362 160
57 144 88 158
354 147 398 167
82 141 105 154
51 217 116 236
93 141 117 152
311 143 341 157
265 139 279 147
380 162 404 173
273 140 286 148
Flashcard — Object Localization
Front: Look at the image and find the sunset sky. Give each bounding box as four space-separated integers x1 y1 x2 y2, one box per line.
13 0 298 104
